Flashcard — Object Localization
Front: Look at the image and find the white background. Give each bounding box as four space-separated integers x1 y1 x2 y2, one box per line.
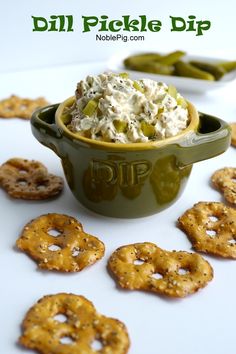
1 1 236 354
0 0 236 73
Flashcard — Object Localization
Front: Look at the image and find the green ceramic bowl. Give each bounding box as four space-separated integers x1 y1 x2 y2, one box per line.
31 97 231 218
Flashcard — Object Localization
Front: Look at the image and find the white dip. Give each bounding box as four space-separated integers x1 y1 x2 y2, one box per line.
69 73 189 143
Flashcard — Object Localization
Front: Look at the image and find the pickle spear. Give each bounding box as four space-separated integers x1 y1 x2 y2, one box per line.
157 51 186 65
128 62 174 75
217 61 236 73
175 61 215 81
190 61 225 80
124 51 235 80
124 53 162 69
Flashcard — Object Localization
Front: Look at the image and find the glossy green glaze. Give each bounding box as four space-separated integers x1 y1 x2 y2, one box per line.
31 103 231 218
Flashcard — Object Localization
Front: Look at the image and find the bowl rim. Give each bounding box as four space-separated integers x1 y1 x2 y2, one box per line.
55 96 199 151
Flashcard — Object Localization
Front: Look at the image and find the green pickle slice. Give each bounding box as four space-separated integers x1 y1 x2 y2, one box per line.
141 121 155 138
177 97 188 109
119 72 129 79
113 119 128 133
62 103 76 125
168 85 177 99
133 81 145 93
82 100 98 116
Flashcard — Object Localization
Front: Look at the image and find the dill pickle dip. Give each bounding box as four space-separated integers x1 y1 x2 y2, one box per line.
69 73 189 143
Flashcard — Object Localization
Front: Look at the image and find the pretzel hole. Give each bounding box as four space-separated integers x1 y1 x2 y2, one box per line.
48 245 61 252
48 229 61 237
19 169 27 174
37 184 47 190
91 339 103 351
72 247 80 257
228 239 236 245
133 259 144 265
178 268 189 275
232 178 236 183
151 273 163 280
54 314 68 323
17 179 27 186
20 104 27 110
60 336 74 345
209 216 218 222
206 230 216 237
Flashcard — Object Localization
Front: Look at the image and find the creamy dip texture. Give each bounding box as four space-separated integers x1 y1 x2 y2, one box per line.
68 73 189 143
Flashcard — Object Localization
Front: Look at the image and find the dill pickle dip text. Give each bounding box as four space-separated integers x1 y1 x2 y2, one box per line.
68 73 189 143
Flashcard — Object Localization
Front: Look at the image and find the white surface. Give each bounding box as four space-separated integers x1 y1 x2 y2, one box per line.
1 0 236 73
109 50 236 92
0 63 236 354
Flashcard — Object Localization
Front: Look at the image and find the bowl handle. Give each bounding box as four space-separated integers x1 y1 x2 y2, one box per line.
31 104 63 157
179 112 231 166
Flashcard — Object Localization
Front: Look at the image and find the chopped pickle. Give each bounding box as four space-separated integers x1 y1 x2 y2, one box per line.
177 97 188 109
70 72 190 143
82 100 98 116
113 119 128 133
133 81 145 93
168 85 177 99
62 103 75 124
141 121 155 137
119 72 129 79
62 112 72 125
